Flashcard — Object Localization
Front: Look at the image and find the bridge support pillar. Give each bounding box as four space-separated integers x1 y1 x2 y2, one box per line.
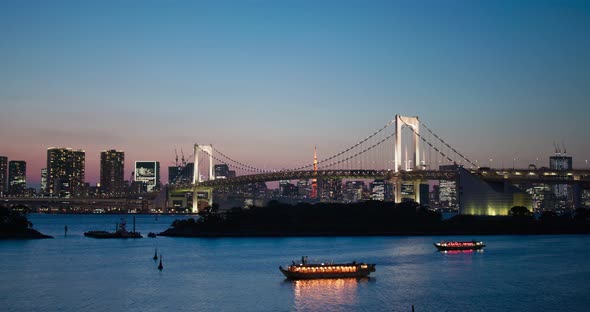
393 177 422 204
192 187 213 214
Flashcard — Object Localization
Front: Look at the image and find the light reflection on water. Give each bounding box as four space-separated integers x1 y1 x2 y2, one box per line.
291 278 366 311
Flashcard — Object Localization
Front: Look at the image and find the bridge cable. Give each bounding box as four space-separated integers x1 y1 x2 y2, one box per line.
419 121 478 168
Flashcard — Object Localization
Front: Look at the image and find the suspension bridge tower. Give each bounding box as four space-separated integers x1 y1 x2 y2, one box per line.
393 115 423 204
192 144 214 213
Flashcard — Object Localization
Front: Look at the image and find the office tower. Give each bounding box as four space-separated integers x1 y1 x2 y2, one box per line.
40 168 47 194
0 156 7 196
549 152 573 200
438 180 457 208
370 180 386 201
344 180 365 203
100 150 125 195
47 147 86 197
279 180 295 197
438 165 458 208
549 155 573 170
135 161 160 192
319 178 342 201
370 179 393 201
214 164 230 179
8 160 26 196
297 180 311 198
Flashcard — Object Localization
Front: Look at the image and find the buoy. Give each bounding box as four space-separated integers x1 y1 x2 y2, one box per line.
158 255 163 270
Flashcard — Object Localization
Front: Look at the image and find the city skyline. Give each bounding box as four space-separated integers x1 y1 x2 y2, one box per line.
1 0 589 187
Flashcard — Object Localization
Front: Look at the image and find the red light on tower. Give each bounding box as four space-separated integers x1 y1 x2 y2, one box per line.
311 146 318 199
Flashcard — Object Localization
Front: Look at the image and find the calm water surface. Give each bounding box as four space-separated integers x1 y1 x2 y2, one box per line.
1 214 589 312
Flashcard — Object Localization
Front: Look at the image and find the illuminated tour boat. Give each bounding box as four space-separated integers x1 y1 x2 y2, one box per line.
279 256 376 279
434 240 485 251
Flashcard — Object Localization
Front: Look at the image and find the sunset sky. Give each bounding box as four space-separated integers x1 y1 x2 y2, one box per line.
1 0 589 188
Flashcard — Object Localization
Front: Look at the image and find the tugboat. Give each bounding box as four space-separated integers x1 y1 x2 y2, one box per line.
434 240 485 251
279 256 376 280
84 217 142 239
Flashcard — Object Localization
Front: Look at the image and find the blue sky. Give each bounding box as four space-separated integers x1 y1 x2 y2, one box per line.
1 0 589 186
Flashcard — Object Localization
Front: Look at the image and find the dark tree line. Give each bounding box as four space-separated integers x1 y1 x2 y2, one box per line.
161 202 590 237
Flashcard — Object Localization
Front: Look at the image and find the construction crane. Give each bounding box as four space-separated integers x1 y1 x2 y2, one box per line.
170 147 193 185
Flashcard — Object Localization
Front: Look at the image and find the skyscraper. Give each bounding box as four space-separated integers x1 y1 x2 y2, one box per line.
71 150 86 196
100 150 125 195
370 179 393 201
40 168 47 193
8 160 26 196
550 151 573 201
319 178 342 201
438 180 457 208
0 156 7 197
135 161 160 192
214 164 230 179
439 165 458 208
47 147 86 197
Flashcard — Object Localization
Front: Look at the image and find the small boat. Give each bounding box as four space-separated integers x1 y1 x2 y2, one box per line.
434 240 485 251
158 255 163 270
153 248 158 260
147 232 157 238
279 256 375 280
84 218 142 239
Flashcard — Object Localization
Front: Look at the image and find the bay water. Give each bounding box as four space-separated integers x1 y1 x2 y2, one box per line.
1 214 589 312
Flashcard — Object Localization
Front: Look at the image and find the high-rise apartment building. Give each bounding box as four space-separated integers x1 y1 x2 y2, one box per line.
135 161 160 192
47 148 86 197
100 150 125 195
8 160 26 196
0 156 7 197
